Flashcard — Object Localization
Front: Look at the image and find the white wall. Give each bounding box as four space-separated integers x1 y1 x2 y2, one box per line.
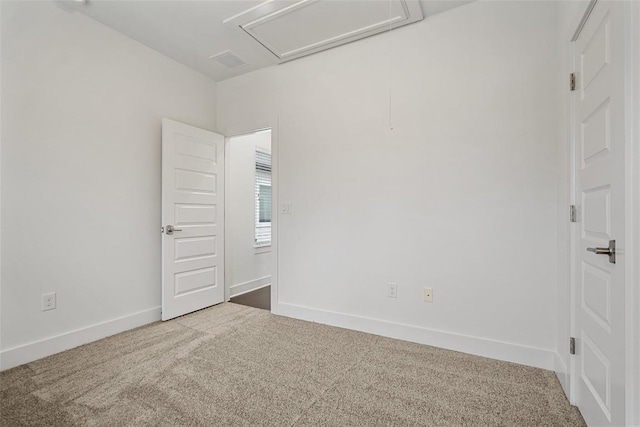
227 131 272 297
218 0 561 369
0 1 217 369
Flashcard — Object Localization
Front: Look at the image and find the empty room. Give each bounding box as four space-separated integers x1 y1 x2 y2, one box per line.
1 0 639 426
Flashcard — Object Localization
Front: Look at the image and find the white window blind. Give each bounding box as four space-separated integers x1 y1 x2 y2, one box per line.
255 150 271 246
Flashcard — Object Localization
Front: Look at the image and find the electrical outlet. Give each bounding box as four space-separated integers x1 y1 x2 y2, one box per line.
423 288 433 303
42 292 56 311
388 283 398 298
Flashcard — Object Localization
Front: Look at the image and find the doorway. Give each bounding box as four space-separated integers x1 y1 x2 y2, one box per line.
225 129 273 311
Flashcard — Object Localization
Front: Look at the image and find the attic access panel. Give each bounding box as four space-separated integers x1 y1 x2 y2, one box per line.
224 0 423 63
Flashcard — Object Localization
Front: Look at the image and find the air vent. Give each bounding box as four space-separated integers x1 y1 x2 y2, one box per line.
209 50 247 69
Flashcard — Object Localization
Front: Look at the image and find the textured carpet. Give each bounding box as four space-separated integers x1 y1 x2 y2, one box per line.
1 303 585 426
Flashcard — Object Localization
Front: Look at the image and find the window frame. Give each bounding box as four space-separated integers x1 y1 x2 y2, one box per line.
254 148 272 248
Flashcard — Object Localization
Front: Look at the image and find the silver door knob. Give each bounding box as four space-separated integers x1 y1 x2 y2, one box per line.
165 225 182 235
587 240 615 264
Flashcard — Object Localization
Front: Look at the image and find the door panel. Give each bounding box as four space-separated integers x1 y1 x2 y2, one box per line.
573 1 625 426
162 119 225 320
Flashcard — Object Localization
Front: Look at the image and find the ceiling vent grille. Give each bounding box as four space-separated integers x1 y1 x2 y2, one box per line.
209 50 247 69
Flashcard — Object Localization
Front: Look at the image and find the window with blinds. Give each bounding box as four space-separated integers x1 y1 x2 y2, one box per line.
255 150 272 247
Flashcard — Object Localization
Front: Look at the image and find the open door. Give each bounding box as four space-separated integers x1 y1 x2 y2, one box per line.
570 1 627 425
162 119 225 321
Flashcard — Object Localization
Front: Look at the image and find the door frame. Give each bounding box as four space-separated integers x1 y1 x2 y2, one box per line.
223 126 278 311
566 1 640 424
623 1 640 423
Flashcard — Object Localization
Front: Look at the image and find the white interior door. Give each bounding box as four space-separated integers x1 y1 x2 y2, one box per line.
572 1 626 425
162 119 225 321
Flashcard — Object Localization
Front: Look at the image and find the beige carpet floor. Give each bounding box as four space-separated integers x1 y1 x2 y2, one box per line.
1 303 585 426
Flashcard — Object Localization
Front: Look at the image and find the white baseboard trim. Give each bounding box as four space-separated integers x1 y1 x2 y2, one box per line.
272 302 555 371
230 276 271 298
554 353 570 399
0 306 161 371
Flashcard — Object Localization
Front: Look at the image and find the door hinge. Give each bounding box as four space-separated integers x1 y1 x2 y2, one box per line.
570 73 576 91
570 337 576 355
570 205 578 222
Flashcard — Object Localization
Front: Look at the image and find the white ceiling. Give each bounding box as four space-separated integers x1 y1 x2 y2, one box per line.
62 0 474 82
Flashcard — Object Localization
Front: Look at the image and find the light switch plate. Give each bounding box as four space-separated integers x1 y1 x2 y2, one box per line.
281 203 292 214
423 288 433 303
